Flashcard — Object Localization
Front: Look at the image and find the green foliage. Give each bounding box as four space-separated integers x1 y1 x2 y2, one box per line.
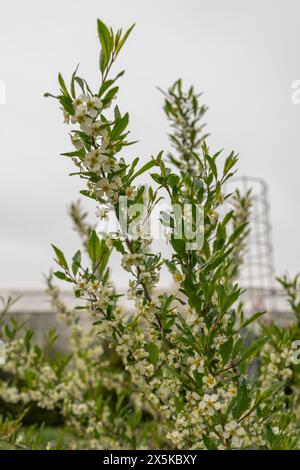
1 17 300 451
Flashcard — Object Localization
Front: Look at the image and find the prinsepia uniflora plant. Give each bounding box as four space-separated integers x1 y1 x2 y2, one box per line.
0 19 300 450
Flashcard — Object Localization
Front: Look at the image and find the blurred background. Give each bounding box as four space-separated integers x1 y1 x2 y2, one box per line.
0 1 299 316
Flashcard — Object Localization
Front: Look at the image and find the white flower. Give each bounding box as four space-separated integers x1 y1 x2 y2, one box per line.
208 210 218 224
88 280 101 294
71 106 93 134
16 433 25 445
131 359 154 377
71 134 83 150
61 107 70 123
72 94 89 108
187 314 206 334
97 178 112 193
213 334 226 349
202 374 216 389
116 342 130 357
280 367 293 380
173 271 184 283
76 276 87 291
71 105 85 123
267 363 278 374
125 186 137 201
80 116 93 133
227 385 237 397
112 175 123 189
86 96 102 118
90 120 105 137
139 272 151 283
199 394 221 415
224 420 245 446
133 348 148 360
270 352 280 364
83 148 108 171
131 223 149 240
188 353 204 373
105 236 114 248
121 253 146 272
96 178 118 201
102 157 120 173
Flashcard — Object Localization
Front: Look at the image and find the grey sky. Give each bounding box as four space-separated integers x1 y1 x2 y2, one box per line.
0 0 299 289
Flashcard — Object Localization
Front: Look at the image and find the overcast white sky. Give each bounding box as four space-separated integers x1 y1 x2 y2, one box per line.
0 0 299 289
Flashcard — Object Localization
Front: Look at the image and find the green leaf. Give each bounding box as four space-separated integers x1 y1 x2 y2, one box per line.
103 86 119 103
199 272 209 299
206 155 218 179
53 271 73 282
116 24 135 55
223 152 238 175
150 173 163 184
79 189 97 201
264 425 278 448
70 64 80 98
61 148 85 159
221 210 234 227
239 336 268 363
98 71 125 97
171 238 186 255
127 160 157 185
24 330 34 352
97 19 112 71
74 76 86 93
72 250 81 276
220 337 233 365
231 337 243 360
147 342 159 365
168 174 180 188
228 223 248 245
232 380 251 419
258 381 285 402
97 240 110 275
58 73 69 97
204 247 233 273
221 289 241 311
114 105 121 120
51 245 68 270
125 157 139 181
59 95 74 115
87 230 101 263
111 113 129 140
4 324 13 340
202 434 218 450
242 311 265 329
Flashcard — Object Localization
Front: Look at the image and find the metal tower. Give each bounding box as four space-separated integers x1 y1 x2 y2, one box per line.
226 176 276 313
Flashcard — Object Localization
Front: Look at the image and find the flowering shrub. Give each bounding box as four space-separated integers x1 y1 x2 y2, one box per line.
257 275 300 449
0 216 163 449
1 18 300 450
